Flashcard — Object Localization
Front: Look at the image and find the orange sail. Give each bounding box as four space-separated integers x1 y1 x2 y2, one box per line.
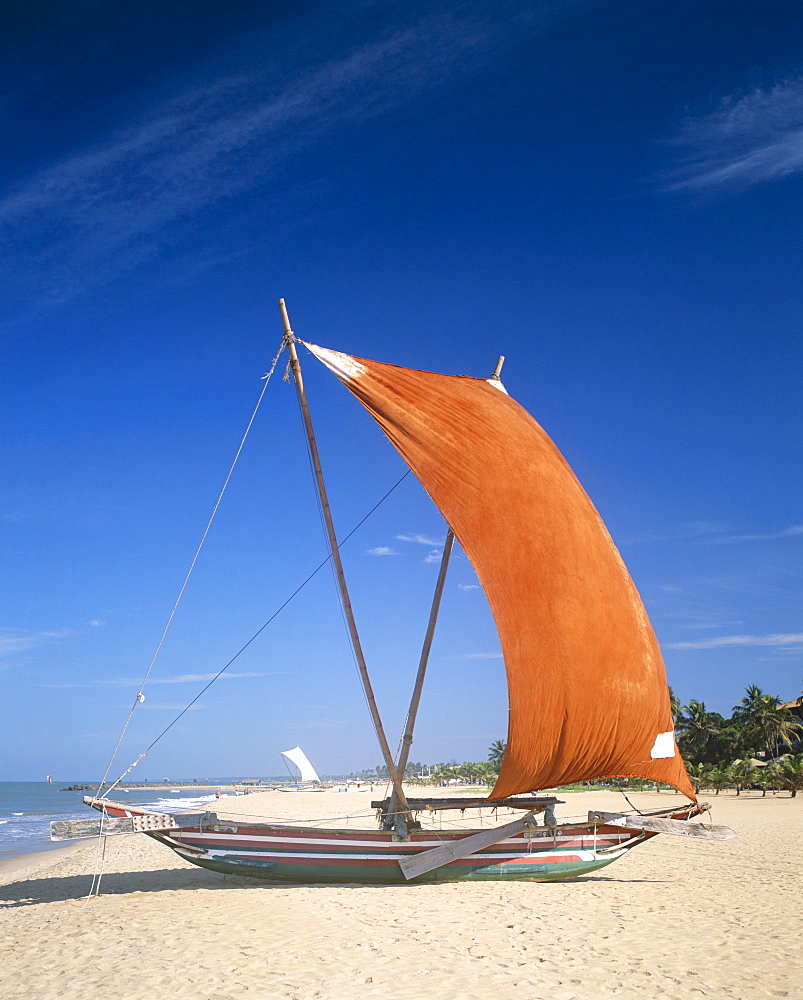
305 342 695 802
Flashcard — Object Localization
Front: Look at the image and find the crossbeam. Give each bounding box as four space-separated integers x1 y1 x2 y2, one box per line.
372 796 561 813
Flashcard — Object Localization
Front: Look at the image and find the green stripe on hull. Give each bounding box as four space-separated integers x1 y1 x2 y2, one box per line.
178 851 623 884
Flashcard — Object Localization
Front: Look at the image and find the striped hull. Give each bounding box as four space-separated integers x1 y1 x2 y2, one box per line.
94 802 648 883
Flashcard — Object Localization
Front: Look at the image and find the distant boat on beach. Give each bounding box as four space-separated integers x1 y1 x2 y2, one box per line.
277 746 325 792
57 299 735 883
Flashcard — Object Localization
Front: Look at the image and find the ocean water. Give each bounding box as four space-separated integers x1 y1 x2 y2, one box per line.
0 782 230 861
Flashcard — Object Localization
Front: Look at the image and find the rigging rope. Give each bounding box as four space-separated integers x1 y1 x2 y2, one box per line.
87 341 411 896
108 468 412 782
94 338 287 803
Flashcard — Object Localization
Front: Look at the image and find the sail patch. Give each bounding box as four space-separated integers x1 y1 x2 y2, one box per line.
650 731 675 759
303 342 367 382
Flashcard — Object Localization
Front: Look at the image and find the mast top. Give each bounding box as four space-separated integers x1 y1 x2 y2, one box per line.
490 355 506 380
278 298 294 342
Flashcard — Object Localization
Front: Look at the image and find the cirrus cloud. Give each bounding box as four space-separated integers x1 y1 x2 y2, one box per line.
665 632 803 650
663 74 803 193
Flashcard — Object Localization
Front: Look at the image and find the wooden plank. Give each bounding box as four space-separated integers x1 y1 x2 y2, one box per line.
398 812 536 880
52 810 219 840
51 810 221 840
168 812 217 827
371 796 560 812
588 811 736 840
51 816 136 840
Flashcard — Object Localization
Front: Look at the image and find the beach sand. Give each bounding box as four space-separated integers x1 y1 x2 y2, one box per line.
0 787 798 1000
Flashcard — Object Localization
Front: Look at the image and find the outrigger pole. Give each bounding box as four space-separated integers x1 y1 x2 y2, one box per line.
278 299 412 833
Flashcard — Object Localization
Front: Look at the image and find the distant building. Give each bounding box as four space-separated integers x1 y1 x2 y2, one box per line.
781 696 802 719
781 697 803 753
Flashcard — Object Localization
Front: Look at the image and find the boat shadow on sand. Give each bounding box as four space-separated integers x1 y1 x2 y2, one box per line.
0 869 667 907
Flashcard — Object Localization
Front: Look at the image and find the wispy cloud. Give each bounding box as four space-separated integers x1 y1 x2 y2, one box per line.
103 671 278 686
38 682 94 689
665 632 803 650
679 618 745 631
457 583 480 591
663 74 803 193
396 532 447 564
0 627 73 660
625 523 803 547
367 546 397 556
0 629 45 659
396 533 444 547
2 4 580 315
447 652 503 660
296 719 353 729
710 525 803 544
140 703 205 711
620 522 729 546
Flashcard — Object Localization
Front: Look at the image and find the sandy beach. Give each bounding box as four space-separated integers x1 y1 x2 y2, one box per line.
0 787 798 1000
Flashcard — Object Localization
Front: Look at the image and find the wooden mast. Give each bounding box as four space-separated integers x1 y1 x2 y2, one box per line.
278 299 411 830
398 528 455 778
384 528 455 828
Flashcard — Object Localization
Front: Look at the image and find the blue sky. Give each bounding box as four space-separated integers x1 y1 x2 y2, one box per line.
1 0 801 781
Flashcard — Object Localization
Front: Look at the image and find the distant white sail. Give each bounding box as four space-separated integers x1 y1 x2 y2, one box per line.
280 746 320 784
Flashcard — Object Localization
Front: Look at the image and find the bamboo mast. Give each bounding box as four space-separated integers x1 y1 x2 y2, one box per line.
384 528 455 828
397 528 455 778
278 299 411 827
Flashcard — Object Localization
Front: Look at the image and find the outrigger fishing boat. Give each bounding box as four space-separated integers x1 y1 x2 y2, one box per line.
53 300 734 883
277 747 325 792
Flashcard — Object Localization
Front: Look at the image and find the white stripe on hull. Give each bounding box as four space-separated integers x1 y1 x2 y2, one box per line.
199 846 629 864
170 830 632 850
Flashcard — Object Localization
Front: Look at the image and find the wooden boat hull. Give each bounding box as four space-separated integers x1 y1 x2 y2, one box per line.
175 842 631 883
90 800 656 884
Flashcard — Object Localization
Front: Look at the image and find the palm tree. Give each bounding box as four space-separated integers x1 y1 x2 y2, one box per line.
761 701 803 757
474 762 497 787
431 764 455 785
733 686 803 758
686 762 711 794
753 762 782 797
725 760 755 796
779 755 803 797
668 686 682 726
487 740 507 771
457 762 487 785
677 701 721 761
733 684 765 720
704 767 729 795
